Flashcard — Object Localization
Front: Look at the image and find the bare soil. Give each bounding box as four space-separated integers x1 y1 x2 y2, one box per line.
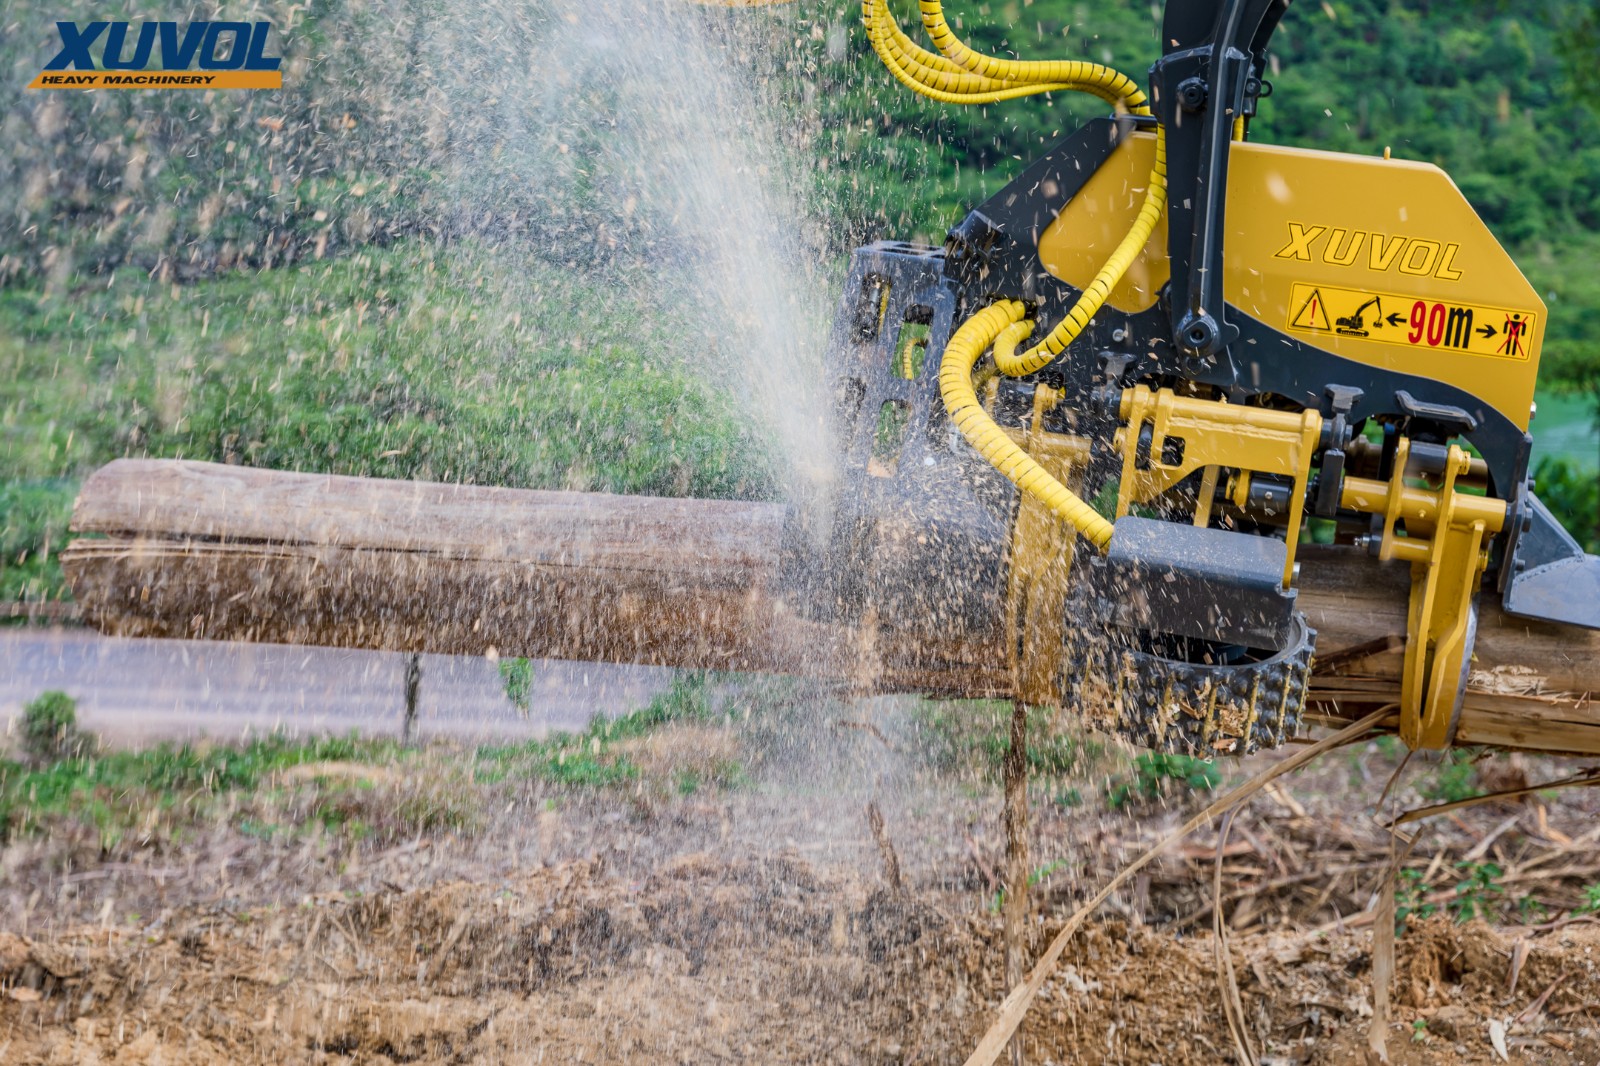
4 710 1600 1065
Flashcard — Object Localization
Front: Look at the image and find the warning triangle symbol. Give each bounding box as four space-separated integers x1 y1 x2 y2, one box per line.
1292 288 1330 330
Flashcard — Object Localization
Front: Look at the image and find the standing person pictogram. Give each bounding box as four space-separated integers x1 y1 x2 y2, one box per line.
1499 313 1527 357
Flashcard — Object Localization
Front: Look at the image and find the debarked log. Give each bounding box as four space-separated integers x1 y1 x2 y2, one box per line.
61 459 1600 754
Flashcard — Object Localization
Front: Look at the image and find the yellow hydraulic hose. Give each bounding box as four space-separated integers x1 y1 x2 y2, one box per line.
940 300 1116 550
916 0 1151 115
863 1 1078 104
862 0 1168 550
861 1 1167 370
866 24 1035 99
869 49 1083 106
868 0 1005 81
862 0 1142 108
992 126 1168 376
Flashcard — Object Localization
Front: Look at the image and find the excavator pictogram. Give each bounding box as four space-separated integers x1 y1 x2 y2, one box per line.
1335 296 1380 337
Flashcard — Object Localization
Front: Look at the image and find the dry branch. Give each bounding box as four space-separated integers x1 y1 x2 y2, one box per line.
62 459 1600 754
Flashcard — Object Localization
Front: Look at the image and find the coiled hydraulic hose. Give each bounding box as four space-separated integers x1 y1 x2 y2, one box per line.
915 0 1151 113
864 0 1167 548
861 0 1148 109
992 126 1168 377
862 0 1165 362
863 1 1073 105
940 300 1116 550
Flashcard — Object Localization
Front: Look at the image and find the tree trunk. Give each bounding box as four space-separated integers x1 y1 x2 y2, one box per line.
61 459 1600 755
1002 700 1030 1066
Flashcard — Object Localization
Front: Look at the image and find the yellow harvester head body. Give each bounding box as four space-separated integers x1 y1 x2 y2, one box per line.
1039 133 1545 432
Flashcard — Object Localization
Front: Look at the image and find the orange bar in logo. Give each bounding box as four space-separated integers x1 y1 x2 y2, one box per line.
28 70 281 90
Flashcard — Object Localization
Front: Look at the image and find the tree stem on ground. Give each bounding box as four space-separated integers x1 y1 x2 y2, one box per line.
403 653 421 745
1003 699 1029 1066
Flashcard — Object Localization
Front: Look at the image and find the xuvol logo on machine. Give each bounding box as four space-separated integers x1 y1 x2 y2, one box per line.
27 21 282 90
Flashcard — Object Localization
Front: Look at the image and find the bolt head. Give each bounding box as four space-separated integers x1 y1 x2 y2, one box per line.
1176 77 1209 111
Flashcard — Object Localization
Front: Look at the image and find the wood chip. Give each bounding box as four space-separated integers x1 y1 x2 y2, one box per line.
1488 1018 1509 1061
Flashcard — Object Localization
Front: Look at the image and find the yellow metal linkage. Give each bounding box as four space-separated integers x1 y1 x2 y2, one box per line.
1340 444 1506 749
1115 386 1323 588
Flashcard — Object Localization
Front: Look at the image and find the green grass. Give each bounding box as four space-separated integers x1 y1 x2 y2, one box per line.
911 700 1097 781
474 671 742 794
909 700 1233 815
1106 752 1222 809
0 731 406 845
1396 867 1437 933
1576 883 1600 915
1448 861 1505 922
595 670 720 741
475 744 642 790
1418 749 1484 804
0 480 75 602
0 243 776 603
988 857 1075 912
499 658 537 714
1 673 748 850
907 699 1236 823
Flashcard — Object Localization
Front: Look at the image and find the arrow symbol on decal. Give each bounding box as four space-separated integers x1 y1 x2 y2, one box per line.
1385 313 1404 327
1477 324 1497 338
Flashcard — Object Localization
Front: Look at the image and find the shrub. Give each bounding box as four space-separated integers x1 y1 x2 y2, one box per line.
1107 752 1221 809
21 690 85 764
1449 861 1504 922
1418 749 1482 804
499 658 536 715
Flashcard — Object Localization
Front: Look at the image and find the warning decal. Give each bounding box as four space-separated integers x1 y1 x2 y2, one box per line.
1291 288 1331 331
1284 282 1536 361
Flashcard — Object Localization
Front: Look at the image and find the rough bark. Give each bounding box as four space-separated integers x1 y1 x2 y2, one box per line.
62 459 1600 754
1001 700 1030 1066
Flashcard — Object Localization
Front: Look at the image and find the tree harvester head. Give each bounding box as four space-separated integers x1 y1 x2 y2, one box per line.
783 0 1600 755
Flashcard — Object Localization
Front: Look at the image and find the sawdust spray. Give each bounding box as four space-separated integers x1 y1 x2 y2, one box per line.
435 0 840 508
405 0 934 815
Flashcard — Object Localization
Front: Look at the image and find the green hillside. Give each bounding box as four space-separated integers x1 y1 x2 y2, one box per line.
1 0 1598 604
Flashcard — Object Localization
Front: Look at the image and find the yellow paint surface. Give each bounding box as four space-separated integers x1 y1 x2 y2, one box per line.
1038 134 1544 429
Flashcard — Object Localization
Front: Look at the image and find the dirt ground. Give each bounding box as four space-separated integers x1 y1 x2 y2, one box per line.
4 703 1600 1065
